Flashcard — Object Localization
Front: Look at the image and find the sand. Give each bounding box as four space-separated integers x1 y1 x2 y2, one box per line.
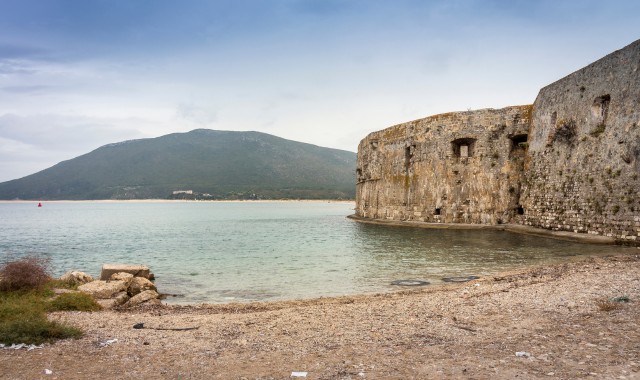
1 253 639 379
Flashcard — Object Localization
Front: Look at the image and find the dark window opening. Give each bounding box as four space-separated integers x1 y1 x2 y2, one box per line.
405 144 416 170
434 208 441 215
510 134 529 156
451 138 476 158
516 206 524 215
356 168 363 181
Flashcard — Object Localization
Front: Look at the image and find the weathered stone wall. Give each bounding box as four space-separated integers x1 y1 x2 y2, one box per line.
355 39 639 244
356 106 531 224
521 39 640 243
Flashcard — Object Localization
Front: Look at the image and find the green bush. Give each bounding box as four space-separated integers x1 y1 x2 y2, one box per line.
48 292 102 312
0 290 83 345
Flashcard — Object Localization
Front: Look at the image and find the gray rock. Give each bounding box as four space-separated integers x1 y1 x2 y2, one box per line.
127 277 157 296
124 290 160 307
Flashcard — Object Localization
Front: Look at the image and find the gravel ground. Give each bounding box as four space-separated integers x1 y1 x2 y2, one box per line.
1 253 639 380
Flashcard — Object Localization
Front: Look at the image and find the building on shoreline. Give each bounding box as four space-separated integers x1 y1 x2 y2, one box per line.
355 39 640 245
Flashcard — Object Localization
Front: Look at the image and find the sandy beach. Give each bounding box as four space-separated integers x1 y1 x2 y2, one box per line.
1 252 639 380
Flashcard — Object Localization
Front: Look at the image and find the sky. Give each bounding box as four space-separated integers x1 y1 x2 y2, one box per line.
0 0 639 182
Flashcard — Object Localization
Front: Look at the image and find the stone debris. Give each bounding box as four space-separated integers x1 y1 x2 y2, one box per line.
128 276 157 296
96 338 118 348
72 264 160 309
100 264 151 281
59 270 94 285
0 343 45 351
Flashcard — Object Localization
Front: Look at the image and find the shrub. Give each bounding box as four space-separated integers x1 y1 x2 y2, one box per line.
48 292 102 312
595 298 624 312
0 291 83 345
0 257 51 291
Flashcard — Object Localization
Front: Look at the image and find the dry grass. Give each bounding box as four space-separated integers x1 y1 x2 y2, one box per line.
595 297 625 312
0 257 51 291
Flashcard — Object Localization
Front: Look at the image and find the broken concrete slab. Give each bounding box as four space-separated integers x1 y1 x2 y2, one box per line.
100 264 150 281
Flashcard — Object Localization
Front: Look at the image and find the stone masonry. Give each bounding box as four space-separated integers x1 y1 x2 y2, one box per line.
355 39 639 245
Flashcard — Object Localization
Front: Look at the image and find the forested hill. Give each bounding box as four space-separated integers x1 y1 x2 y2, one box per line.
0 129 356 200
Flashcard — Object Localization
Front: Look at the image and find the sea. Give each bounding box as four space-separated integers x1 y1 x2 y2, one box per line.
0 201 634 304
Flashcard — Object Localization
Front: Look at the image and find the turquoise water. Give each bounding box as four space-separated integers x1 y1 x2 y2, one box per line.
0 201 634 303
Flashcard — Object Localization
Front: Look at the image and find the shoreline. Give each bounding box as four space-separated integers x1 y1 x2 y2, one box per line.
2 252 638 379
347 214 622 245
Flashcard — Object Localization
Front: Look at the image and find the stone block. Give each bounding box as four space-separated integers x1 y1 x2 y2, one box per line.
78 280 128 299
100 264 150 281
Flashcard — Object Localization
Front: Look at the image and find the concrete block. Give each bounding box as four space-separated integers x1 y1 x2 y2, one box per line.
100 264 150 281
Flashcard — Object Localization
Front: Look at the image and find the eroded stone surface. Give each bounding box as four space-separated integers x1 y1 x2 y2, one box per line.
78 280 128 299
110 272 134 287
124 290 160 307
59 271 94 285
100 264 150 281
128 277 157 297
355 39 640 245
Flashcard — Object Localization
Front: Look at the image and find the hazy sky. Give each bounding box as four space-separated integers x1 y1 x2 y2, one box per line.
0 0 638 182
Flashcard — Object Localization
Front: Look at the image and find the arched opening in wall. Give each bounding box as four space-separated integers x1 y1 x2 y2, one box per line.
451 138 476 159
509 134 528 159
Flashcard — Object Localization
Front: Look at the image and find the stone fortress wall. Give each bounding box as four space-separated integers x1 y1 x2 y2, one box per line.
355 39 639 244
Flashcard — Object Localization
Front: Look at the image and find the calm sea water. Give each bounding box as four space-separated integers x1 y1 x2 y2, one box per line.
0 201 634 303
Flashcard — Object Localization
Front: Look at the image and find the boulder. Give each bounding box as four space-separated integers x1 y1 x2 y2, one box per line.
59 271 94 285
78 280 128 299
110 272 134 287
96 291 130 309
124 290 160 307
100 264 150 281
127 277 157 296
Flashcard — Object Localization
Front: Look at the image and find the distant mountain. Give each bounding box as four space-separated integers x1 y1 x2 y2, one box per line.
0 129 356 200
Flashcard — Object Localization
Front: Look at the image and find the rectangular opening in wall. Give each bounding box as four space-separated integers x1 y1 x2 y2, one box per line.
434 208 441 215
591 95 611 120
451 138 476 159
404 144 416 170
509 134 528 158
517 206 524 215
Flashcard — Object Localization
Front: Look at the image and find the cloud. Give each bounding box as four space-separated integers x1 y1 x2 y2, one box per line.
176 103 219 126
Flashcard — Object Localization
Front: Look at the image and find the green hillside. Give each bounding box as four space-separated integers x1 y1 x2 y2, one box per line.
0 129 356 200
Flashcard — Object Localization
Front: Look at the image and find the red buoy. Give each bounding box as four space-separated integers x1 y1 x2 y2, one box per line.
37 202 42 207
